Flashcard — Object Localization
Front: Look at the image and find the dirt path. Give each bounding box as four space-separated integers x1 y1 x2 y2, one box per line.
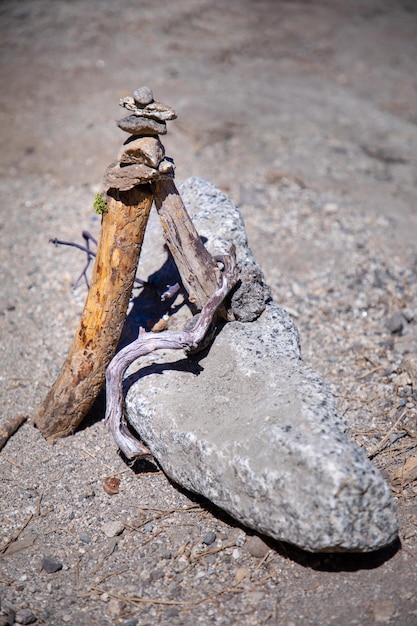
1 1 417 624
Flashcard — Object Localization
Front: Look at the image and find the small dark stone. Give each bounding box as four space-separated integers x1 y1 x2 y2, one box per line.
117 115 167 136
231 266 272 322
150 569 165 581
79 533 92 543
14 608 37 624
133 86 154 106
41 556 63 573
386 312 406 334
202 531 216 545
246 535 269 558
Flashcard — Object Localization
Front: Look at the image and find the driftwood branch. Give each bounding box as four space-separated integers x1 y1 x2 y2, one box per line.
105 250 239 459
153 179 222 311
32 185 154 440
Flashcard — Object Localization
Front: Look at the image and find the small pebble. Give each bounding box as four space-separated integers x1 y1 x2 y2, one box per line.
203 553 216 564
150 569 165 581
108 598 121 616
102 521 125 538
323 202 338 214
235 566 250 584
143 522 154 532
402 308 415 322
120 619 138 626
246 535 270 558
202 531 216 545
79 533 92 544
41 556 63 573
234 530 247 547
133 86 154 106
247 591 265 603
14 608 37 625
386 312 406 334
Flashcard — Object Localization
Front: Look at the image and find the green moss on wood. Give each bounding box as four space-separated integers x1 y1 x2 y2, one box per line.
94 193 108 215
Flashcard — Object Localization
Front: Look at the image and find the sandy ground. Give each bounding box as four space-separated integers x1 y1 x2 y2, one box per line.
1 1 417 624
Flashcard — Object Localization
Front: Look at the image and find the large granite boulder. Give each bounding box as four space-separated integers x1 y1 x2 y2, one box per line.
125 177 398 553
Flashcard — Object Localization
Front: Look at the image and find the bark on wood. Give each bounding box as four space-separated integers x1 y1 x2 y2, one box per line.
0 414 28 451
153 179 222 310
32 185 153 440
105 251 239 459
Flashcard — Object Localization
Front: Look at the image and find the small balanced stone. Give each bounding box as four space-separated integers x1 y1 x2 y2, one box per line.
117 115 167 136
119 136 165 168
133 86 154 107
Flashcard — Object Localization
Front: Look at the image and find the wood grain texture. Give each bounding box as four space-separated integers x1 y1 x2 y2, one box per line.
153 179 221 310
32 185 153 440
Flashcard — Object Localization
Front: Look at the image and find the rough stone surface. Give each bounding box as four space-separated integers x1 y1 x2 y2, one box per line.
125 177 399 553
119 136 165 168
117 115 167 136
133 86 154 107
103 159 174 191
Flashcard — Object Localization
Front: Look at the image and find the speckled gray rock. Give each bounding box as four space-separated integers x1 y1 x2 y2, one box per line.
133 86 154 107
126 177 398 553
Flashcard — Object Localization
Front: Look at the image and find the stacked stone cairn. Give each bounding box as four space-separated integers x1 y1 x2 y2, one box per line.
103 86 176 191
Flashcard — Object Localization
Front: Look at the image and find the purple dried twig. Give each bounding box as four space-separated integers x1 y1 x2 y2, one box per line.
50 231 147 291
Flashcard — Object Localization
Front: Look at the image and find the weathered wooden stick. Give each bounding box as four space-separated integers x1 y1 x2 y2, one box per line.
32 186 153 440
105 251 239 458
153 179 222 310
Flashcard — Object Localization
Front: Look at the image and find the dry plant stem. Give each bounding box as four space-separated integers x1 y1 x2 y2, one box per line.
153 179 222 310
367 410 407 459
32 185 154 440
105 252 238 459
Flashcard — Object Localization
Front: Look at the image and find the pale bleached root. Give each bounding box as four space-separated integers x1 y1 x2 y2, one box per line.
105 249 239 459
